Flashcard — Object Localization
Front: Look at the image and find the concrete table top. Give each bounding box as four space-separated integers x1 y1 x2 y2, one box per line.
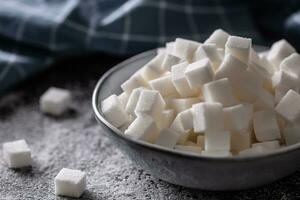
1 55 300 200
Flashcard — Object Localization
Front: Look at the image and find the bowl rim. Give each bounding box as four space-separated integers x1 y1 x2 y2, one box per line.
92 48 300 162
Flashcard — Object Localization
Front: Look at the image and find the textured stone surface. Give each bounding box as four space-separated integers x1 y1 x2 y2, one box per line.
1 55 300 200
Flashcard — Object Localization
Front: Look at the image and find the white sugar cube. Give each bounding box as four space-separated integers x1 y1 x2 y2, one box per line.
253 89 275 111
253 110 281 142
166 41 174 53
223 104 253 132
267 39 296 69
274 86 300 104
174 145 202 154
159 109 175 128
283 125 300 146
171 62 198 97
192 102 224 133
204 29 229 48
135 90 166 121
118 92 129 109
119 115 134 133
54 168 86 198
203 78 238 107
125 114 160 143
171 97 201 113
163 93 180 109
196 135 205 148
225 36 252 64
184 58 214 91
201 150 232 157
125 87 145 117
161 54 182 71
280 53 300 78
40 87 71 116
272 70 299 89
193 44 222 71
101 94 129 128
121 72 149 94
140 65 160 81
149 74 177 97
231 132 252 152
174 109 194 131
155 128 180 148
205 131 231 151
275 90 300 122
144 52 166 74
252 140 280 150
2 139 32 168
239 146 270 156
172 38 200 62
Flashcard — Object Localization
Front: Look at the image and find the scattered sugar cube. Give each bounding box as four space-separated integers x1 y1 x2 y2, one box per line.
184 58 214 91
2 139 32 168
193 44 222 71
171 97 201 113
239 146 270 156
101 94 129 128
267 39 296 69
205 131 231 151
171 62 198 97
223 104 253 132
155 128 180 148
201 150 232 157
203 78 238 107
172 38 200 62
225 36 252 64
252 140 280 150
275 90 300 122
135 90 166 121
161 54 182 71
231 132 252 152
125 87 145 116
149 75 177 97
125 114 160 143
283 125 300 146
40 87 71 116
174 145 202 154
192 102 224 133
280 53 300 78
253 110 281 142
204 29 229 48
54 168 86 198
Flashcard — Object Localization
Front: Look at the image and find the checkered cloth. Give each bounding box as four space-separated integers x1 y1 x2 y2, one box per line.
0 0 290 94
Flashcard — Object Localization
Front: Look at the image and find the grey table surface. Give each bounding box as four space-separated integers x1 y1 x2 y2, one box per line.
1 55 300 200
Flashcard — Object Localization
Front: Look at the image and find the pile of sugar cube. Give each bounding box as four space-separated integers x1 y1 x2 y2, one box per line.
2 88 87 198
102 29 300 157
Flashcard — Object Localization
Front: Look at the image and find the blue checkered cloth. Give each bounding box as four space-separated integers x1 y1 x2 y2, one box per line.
0 0 296 94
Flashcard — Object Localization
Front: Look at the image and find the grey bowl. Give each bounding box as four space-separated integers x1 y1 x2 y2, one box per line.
92 49 300 191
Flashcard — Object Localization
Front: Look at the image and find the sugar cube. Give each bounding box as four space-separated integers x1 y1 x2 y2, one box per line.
135 90 166 121
193 44 222 71
174 145 202 154
275 90 300 122
40 87 71 116
252 140 280 150
54 168 86 198
253 89 275 111
155 128 180 148
280 53 300 78
203 78 238 107
205 131 231 151
161 54 182 71
149 74 177 97
171 97 201 113
171 62 198 97
172 38 200 62
2 139 32 168
267 39 296 69
101 94 129 128
184 58 214 91
125 114 160 143
239 146 270 156
283 125 300 146
173 109 194 131
253 110 281 142
231 132 252 152
223 104 253 132
144 52 166 74
192 102 224 133
204 29 229 48
118 92 129 109
159 109 175 128
166 41 174 53
196 135 205 148
225 36 252 64
201 150 232 157
121 72 149 94
125 87 145 116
